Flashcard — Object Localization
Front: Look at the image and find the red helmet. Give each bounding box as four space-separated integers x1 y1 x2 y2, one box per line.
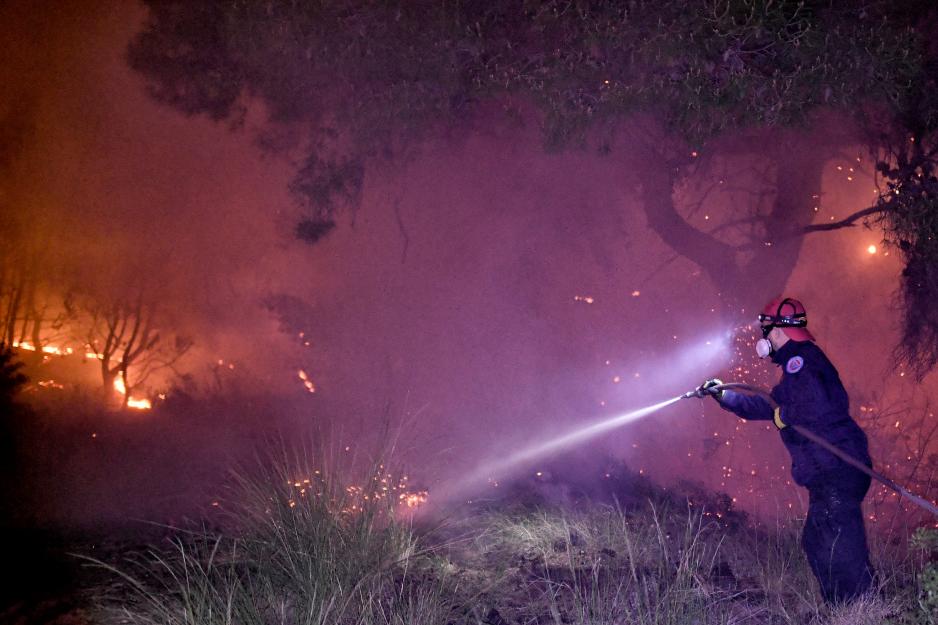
759 296 815 342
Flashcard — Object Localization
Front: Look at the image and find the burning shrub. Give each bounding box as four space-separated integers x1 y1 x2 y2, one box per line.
89 445 443 625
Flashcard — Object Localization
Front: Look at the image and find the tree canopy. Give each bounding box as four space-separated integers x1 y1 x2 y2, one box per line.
129 0 938 376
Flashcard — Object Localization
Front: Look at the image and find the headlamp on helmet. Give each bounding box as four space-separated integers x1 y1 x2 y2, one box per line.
756 297 809 358
758 298 807 335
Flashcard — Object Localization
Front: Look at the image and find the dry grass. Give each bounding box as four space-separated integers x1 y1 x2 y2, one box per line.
85 452 936 625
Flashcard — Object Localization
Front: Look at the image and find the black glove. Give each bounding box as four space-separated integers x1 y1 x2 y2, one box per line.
700 378 724 399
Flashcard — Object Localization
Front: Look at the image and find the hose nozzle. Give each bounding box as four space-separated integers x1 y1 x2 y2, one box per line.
681 388 703 399
683 379 725 399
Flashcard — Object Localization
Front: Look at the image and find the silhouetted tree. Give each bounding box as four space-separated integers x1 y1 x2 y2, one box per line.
0 99 72 355
0 100 47 350
128 1 938 375
76 293 192 406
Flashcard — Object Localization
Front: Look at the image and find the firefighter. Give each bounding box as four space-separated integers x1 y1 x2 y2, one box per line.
701 297 874 604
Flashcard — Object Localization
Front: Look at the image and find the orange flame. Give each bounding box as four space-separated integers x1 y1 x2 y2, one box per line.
113 376 152 410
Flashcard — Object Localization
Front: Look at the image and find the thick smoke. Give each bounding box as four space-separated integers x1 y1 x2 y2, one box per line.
0 0 929 528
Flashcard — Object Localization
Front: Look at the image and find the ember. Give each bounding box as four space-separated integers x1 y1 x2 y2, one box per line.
284 469 429 514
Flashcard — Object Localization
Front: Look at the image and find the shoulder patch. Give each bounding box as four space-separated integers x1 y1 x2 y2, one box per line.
786 356 804 374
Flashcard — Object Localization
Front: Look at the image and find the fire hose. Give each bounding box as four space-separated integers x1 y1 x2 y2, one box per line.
684 381 938 518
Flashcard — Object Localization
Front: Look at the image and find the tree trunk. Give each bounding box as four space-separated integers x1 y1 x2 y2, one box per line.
740 144 828 309
29 309 43 351
4 279 23 346
633 135 828 324
101 362 117 402
17 279 36 346
119 363 130 408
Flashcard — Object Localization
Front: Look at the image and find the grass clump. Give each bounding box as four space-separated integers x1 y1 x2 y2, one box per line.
884 527 938 625
90 447 453 625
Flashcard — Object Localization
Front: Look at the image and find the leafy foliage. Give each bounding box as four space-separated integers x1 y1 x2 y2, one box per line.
869 37 938 377
128 1 921 213
904 527 938 624
128 1 938 374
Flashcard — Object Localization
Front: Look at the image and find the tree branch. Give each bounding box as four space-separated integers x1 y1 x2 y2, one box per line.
802 205 882 234
632 146 741 285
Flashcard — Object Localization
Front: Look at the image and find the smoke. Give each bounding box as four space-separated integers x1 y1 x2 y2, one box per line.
421 331 732 503
0 0 933 529
0 1 312 394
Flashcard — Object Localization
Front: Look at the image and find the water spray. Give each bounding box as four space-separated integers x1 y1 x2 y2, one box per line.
441 395 684 501
438 333 732 502
685 381 938 518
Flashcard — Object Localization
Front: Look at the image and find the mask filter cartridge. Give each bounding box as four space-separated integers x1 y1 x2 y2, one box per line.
756 338 773 359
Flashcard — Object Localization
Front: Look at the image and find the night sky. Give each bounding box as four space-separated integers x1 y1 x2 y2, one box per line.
1 1 933 529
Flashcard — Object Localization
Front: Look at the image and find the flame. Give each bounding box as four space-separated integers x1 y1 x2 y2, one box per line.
113 376 152 410
13 338 99 359
13 339 152 409
12 340 75 355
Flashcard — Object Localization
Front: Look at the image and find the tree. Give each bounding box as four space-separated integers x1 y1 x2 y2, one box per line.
128 0 938 375
0 100 45 350
0 97 71 355
76 292 192 406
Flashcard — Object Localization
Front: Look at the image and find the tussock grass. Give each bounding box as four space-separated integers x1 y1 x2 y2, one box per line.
87 451 937 625
86 445 455 625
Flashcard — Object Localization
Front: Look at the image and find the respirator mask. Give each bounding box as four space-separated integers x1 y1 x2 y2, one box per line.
755 298 807 359
755 324 774 359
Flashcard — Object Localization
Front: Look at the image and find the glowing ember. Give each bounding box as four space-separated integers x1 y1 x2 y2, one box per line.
284 469 428 514
297 369 316 393
400 491 429 508
867 244 877 254
573 295 594 304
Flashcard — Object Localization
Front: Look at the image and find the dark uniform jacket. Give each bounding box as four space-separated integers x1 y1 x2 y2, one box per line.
718 340 872 489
